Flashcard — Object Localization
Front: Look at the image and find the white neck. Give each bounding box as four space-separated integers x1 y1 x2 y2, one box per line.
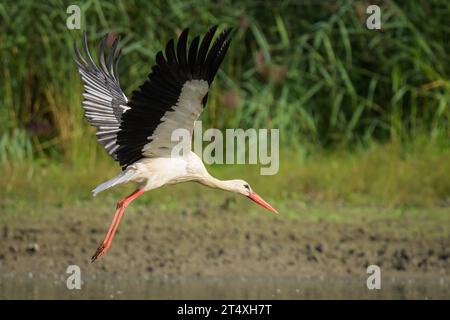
197 174 237 193
185 151 240 193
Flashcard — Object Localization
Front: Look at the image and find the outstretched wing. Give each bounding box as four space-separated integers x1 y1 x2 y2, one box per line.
74 32 129 159
116 26 232 169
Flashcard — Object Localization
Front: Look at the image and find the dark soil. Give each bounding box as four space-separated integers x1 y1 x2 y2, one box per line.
0 204 449 279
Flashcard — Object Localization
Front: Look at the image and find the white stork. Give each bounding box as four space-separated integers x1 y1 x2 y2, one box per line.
74 26 278 262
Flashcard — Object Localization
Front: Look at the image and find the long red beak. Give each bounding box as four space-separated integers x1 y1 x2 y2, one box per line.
247 192 278 214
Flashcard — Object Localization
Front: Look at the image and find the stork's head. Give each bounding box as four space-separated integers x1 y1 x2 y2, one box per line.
229 179 278 214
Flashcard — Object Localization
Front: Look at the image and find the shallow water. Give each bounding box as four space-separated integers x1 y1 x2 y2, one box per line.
1 273 449 299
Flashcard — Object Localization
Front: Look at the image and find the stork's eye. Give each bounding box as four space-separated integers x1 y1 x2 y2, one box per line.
244 184 250 190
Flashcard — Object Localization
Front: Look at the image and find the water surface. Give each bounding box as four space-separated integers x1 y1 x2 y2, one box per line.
1 273 448 299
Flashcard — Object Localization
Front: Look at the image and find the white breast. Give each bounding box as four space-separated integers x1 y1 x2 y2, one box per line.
129 151 208 191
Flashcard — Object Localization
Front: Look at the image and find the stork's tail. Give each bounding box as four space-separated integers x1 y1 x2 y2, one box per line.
92 169 137 196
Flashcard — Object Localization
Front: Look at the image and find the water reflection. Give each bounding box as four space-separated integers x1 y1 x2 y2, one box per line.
1 274 449 299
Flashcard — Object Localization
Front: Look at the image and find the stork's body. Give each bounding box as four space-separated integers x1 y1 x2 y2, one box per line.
74 26 277 262
95 151 211 194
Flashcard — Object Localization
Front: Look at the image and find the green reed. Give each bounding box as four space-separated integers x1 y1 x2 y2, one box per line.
0 0 448 165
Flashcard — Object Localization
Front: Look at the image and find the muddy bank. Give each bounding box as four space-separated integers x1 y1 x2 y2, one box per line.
1 204 449 279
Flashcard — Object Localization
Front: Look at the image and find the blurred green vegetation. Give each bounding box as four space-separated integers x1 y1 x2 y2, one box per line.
0 0 449 209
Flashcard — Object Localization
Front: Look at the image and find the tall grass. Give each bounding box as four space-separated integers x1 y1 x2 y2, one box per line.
0 0 449 165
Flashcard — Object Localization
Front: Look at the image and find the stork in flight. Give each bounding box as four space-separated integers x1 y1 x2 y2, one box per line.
74 26 278 262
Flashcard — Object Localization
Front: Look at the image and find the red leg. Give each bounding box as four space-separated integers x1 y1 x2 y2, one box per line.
91 189 145 263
